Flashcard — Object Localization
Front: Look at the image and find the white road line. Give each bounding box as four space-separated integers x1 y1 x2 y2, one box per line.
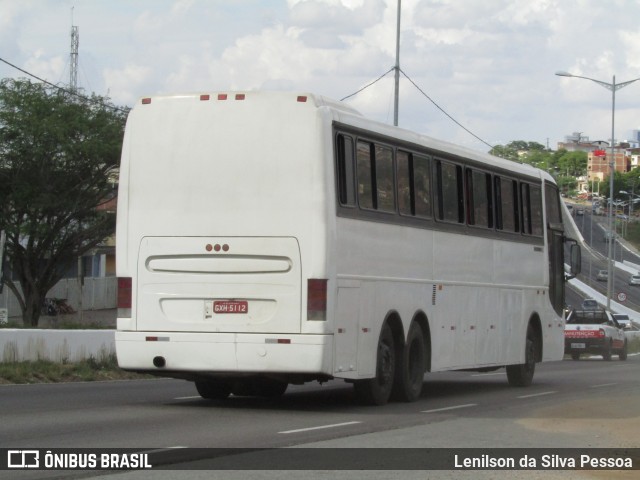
278 421 362 434
470 372 504 377
174 396 202 400
421 403 477 413
591 383 617 388
516 391 557 399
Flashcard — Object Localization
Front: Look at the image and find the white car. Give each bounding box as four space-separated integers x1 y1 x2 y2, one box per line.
629 275 640 286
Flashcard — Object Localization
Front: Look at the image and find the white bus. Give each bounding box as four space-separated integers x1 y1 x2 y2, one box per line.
115 91 580 405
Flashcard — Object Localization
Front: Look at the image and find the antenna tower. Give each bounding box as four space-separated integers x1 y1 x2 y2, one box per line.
70 9 79 92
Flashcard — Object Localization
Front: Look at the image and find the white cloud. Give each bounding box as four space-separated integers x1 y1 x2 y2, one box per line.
103 64 152 104
2 0 640 150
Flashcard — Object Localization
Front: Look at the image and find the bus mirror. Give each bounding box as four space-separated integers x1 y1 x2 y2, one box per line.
565 238 581 280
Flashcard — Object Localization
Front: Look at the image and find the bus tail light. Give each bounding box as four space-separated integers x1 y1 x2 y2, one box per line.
307 279 327 321
118 277 132 318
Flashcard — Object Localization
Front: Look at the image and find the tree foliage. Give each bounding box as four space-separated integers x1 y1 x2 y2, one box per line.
0 78 128 326
489 141 588 186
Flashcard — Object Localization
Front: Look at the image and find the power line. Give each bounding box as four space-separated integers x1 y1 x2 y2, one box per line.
340 67 395 101
340 66 494 150
399 68 494 150
0 56 128 114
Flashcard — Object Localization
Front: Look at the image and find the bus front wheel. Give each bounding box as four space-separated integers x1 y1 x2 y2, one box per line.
506 325 536 387
354 323 396 406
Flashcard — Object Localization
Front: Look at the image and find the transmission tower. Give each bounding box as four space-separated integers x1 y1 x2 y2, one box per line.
70 23 79 92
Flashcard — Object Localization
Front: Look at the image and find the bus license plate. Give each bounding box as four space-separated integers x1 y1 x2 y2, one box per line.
571 343 586 349
213 300 248 314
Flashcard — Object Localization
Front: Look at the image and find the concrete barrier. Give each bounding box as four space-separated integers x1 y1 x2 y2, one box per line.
0 329 115 363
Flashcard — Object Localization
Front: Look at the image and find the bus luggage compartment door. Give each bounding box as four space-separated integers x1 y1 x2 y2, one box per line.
136 236 302 334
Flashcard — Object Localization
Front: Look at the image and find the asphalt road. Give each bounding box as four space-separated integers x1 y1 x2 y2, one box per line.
567 208 640 311
2 356 639 479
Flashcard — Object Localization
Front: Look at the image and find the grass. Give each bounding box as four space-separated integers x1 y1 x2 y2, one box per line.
0 353 150 385
623 220 640 251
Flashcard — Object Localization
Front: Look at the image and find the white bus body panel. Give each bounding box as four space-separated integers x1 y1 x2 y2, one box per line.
116 91 564 382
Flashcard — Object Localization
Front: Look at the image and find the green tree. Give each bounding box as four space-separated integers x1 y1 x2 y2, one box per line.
489 140 550 163
0 78 127 326
556 150 587 177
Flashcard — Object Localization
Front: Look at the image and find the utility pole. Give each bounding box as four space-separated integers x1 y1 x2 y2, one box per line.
393 0 401 126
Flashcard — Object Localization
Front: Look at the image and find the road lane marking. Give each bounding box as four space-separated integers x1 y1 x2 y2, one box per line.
470 372 504 377
421 403 477 413
174 396 202 400
591 383 617 388
516 391 557 399
278 421 362 434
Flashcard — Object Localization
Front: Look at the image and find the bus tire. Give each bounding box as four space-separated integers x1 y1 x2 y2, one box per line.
354 323 396 406
506 325 536 387
195 379 232 399
392 322 425 402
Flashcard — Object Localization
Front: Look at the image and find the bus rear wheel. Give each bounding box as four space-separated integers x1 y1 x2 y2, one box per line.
392 322 426 402
354 323 396 406
506 325 536 387
195 379 232 399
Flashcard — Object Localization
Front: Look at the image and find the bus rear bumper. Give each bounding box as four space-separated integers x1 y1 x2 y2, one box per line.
115 331 334 376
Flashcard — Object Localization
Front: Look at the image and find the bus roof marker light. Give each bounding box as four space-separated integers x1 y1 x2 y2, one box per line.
297 96 307 103
218 94 228 100
141 98 152 104
200 94 210 101
235 93 245 100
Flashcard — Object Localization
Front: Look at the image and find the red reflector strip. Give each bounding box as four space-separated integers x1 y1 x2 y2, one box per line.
200 94 210 101
265 339 291 344
145 336 170 342
235 93 245 100
141 98 151 104
297 95 307 102
218 94 228 100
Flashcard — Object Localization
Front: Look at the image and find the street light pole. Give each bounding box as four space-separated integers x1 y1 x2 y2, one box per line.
556 71 640 309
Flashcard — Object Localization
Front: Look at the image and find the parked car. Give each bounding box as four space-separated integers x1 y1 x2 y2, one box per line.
576 208 584 216
629 275 640 286
596 270 608 282
603 231 617 242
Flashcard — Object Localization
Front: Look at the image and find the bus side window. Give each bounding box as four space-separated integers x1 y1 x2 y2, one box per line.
529 185 543 236
466 169 493 228
398 152 432 218
357 140 374 210
495 176 518 233
336 134 356 207
413 155 432 218
436 160 464 223
375 144 395 213
397 150 413 216
521 182 543 236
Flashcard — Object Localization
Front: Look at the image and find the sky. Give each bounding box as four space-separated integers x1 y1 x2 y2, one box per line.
2 0 640 153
